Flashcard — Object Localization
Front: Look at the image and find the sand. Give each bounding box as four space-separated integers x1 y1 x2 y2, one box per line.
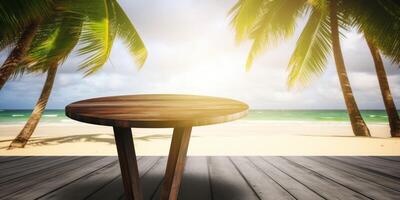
0 120 399 156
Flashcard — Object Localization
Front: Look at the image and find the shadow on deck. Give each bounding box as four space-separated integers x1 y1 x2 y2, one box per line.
0 156 399 199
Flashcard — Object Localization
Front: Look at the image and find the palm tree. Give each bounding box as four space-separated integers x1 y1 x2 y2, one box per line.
366 38 400 136
8 0 147 148
230 0 370 136
345 0 400 64
0 0 54 89
341 0 400 136
9 10 84 149
0 22 40 89
328 0 370 136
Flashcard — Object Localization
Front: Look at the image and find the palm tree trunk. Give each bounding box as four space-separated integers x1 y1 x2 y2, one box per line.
0 22 40 90
329 0 370 136
366 38 400 137
9 63 58 149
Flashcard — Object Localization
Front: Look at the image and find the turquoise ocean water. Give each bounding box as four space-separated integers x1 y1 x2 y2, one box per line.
0 109 390 124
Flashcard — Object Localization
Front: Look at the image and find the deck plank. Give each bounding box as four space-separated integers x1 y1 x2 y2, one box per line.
178 157 212 200
4 157 115 200
230 157 295 200
332 156 400 179
140 157 167 200
86 156 160 200
0 156 82 196
265 157 370 199
0 157 106 199
0 156 47 171
310 156 400 191
38 158 120 199
287 156 400 199
0 156 70 184
378 157 400 162
249 157 323 200
1 156 400 200
208 156 259 200
356 156 400 170
0 156 27 163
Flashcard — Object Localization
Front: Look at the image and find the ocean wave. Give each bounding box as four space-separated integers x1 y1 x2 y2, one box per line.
43 114 58 117
369 115 376 117
240 120 388 125
11 114 24 117
60 119 73 122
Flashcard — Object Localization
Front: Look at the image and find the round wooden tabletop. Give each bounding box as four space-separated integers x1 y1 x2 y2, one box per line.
65 94 249 128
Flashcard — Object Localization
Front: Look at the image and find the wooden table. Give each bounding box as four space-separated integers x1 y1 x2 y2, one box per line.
65 94 248 200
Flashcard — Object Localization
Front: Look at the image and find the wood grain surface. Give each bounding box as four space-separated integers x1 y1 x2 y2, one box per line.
66 94 248 128
2 156 400 199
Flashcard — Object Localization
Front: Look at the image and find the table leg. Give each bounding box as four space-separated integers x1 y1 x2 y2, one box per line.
113 127 143 200
160 127 192 200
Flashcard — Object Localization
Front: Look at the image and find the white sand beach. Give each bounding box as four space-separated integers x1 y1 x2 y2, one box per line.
1 120 399 156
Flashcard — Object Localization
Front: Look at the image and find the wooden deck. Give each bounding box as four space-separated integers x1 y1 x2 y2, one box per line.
1 156 400 200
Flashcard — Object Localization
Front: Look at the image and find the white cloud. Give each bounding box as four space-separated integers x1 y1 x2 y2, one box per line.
0 0 399 110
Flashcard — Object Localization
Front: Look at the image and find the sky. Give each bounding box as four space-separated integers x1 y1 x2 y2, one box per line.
0 0 399 110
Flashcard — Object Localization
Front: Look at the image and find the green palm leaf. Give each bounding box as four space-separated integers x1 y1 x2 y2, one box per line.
74 0 117 75
287 8 331 88
246 0 307 70
0 0 53 27
5 0 147 79
30 15 83 71
0 0 54 50
114 1 147 68
229 0 264 43
342 0 400 64
377 0 400 21
12 12 83 78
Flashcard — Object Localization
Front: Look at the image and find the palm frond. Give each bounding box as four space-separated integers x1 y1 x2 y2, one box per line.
342 0 400 64
287 8 331 88
114 0 147 68
73 0 117 75
11 12 83 78
0 27 19 51
0 0 54 50
31 16 82 70
229 0 264 43
377 0 400 20
245 0 307 70
0 0 53 26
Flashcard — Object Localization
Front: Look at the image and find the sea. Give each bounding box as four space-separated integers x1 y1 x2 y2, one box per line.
0 109 390 125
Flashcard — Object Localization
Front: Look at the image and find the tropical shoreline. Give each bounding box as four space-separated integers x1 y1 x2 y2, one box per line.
0 109 392 125
1 120 399 156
